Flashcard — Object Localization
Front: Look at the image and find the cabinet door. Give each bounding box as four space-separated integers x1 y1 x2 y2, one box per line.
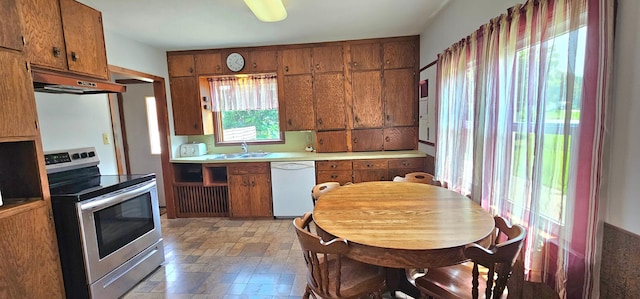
0 205 65 298
312 45 343 73
352 70 382 128
59 0 108 79
314 73 345 130
0 0 24 51
353 159 388 182
0 51 38 137
350 43 381 71
249 173 272 217
170 77 203 135
18 0 67 70
316 130 347 153
351 129 383 152
383 40 416 69
282 48 312 75
384 127 418 150
195 52 222 75
384 68 416 127
248 49 277 72
388 157 427 179
168 54 195 77
316 170 352 185
228 175 252 218
283 74 314 131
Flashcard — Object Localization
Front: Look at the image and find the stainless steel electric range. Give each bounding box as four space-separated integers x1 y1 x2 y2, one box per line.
45 147 164 299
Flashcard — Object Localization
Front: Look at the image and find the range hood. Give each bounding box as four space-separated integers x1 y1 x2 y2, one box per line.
32 68 126 94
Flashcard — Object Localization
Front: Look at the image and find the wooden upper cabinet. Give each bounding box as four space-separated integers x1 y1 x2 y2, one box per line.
314 73 345 130
352 129 384 152
383 40 416 69
350 43 382 71
18 0 67 71
283 74 314 131
0 51 38 137
168 54 195 77
169 77 202 135
282 48 312 75
384 126 418 150
195 52 222 75
316 130 347 153
247 49 277 72
59 0 108 79
1 0 24 51
352 70 383 129
312 45 343 73
384 68 416 127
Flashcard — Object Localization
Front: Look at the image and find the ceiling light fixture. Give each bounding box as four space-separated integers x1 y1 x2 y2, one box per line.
243 0 287 22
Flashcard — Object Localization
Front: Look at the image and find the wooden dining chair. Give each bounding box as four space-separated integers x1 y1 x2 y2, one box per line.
311 182 341 206
414 215 526 299
393 172 436 185
293 212 387 299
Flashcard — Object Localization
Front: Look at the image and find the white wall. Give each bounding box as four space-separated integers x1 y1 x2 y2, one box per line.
419 0 640 235
35 93 118 175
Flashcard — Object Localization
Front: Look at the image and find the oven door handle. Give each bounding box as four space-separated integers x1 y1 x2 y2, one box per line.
79 179 156 212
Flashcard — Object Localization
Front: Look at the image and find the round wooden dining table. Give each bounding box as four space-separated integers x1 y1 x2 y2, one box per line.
313 181 495 298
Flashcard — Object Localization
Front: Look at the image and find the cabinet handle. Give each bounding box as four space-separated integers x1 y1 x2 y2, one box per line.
194 123 198 129
402 162 409 166
385 136 391 142
253 63 257 68
71 52 78 62
285 65 289 72
380 176 386 180
251 181 255 187
355 116 360 123
287 119 292 126
331 175 338 179
318 118 323 125
330 164 337 168
243 181 248 187
353 62 358 67
319 139 324 145
188 67 193 73
386 60 390 64
315 64 320 70
53 47 61 57
386 115 391 121
353 138 358 143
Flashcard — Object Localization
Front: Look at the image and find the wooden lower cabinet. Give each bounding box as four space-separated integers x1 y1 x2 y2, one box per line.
316 160 353 185
388 157 426 179
0 204 65 298
227 163 272 218
353 159 388 182
316 157 427 184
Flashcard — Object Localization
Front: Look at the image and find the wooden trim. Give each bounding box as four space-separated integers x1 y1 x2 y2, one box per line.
419 140 435 146
115 93 131 175
107 65 175 218
107 93 124 175
420 59 437 72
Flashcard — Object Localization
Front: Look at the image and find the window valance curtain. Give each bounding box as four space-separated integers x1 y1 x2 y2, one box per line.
208 74 278 112
434 0 614 297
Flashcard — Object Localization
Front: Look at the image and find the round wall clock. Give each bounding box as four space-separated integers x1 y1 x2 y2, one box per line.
226 52 245 72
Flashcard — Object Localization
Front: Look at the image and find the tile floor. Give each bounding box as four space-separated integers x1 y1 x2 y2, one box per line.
123 215 413 299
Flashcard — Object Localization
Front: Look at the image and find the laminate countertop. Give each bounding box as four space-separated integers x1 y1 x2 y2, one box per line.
171 150 427 164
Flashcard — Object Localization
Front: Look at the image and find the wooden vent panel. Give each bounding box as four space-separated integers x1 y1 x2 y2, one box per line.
174 185 229 217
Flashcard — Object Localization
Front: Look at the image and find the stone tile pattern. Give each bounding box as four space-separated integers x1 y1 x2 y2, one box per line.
123 216 411 299
601 222 640 298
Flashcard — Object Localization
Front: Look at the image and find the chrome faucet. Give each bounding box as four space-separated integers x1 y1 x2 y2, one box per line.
241 142 248 153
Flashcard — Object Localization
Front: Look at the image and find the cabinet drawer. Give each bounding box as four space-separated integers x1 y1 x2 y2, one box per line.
353 159 387 170
316 170 352 185
316 160 352 171
227 163 270 175
388 158 425 169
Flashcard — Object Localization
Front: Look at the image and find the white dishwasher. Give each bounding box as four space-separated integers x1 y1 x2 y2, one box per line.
270 161 316 218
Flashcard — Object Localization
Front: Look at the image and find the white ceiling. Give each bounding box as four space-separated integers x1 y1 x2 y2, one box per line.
78 0 450 51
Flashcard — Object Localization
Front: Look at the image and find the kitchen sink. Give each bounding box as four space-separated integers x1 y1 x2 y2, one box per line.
206 152 270 160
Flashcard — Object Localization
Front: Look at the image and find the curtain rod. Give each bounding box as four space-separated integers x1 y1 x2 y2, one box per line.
420 60 437 72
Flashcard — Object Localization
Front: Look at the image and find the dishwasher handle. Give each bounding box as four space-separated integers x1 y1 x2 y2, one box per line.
271 161 315 171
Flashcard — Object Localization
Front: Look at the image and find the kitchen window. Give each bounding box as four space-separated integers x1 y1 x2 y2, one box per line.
208 74 282 144
145 97 161 154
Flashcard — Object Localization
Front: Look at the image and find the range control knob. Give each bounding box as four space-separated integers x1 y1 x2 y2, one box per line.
72 153 80 160
80 152 88 158
88 151 95 157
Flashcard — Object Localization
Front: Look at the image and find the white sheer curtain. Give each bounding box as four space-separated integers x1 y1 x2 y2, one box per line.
435 0 614 297
208 74 278 112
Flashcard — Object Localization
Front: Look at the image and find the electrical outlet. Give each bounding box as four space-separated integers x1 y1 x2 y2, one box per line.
102 133 110 145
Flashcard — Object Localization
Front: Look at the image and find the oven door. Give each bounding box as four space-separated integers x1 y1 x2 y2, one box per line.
77 179 162 283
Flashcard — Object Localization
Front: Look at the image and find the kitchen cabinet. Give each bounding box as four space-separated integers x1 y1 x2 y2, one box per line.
0 205 65 298
168 54 196 77
19 0 109 79
316 160 353 185
388 157 426 179
247 49 278 73
227 163 272 218
195 52 222 75
350 42 382 71
312 45 343 73
352 70 383 129
351 129 384 152
383 40 416 69
384 127 418 150
0 50 38 137
0 0 24 51
314 73 346 130
353 159 388 182
316 130 348 153
384 68 417 127
283 74 314 130
281 48 312 75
